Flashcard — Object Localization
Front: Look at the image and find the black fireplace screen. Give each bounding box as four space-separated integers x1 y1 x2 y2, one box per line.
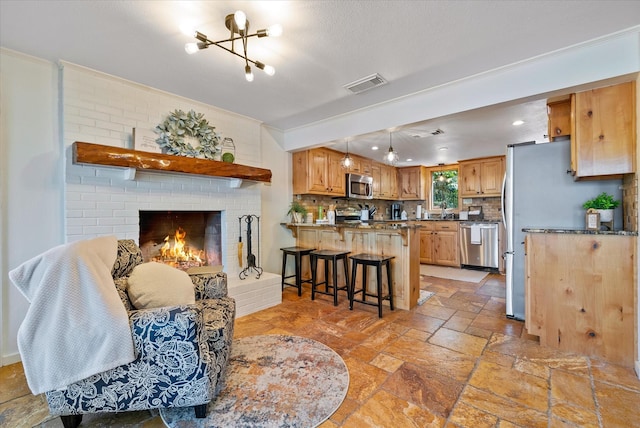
139 211 222 270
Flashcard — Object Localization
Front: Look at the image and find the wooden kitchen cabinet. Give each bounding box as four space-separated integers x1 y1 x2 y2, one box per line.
547 99 572 140
419 223 435 264
420 221 460 267
350 156 372 175
459 156 505 197
525 232 636 367
372 162 398 199
292 148 345 196
398 166 427 200
571 81 636 178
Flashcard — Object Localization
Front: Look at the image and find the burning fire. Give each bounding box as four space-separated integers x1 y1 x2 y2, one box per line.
159 227 204 265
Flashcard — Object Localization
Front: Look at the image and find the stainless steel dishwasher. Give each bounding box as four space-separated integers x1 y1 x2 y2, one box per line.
459 222 499 270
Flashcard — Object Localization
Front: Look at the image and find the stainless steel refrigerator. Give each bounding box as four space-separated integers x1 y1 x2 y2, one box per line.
502 139 622 320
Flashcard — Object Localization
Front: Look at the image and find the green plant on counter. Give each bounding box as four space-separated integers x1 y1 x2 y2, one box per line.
582 192 620 210
287 200 307 216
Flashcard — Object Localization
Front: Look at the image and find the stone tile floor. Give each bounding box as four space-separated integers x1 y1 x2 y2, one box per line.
1 272 638 427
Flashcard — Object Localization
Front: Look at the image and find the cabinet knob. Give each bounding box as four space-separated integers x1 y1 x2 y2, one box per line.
599 134 604 140
555 128 562 135
587 110 593 117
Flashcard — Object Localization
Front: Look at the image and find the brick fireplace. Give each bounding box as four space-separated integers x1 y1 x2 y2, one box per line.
61 61 281 317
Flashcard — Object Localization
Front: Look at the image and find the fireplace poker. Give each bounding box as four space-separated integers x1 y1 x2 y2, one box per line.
238 217 243 267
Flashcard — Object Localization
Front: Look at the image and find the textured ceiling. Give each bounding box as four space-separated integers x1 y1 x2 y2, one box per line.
2 1 639 165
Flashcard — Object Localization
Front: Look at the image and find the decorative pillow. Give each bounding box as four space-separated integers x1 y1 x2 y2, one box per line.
127 262 195 310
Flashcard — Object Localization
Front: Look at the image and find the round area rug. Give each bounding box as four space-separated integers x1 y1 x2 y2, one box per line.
160 335 349 428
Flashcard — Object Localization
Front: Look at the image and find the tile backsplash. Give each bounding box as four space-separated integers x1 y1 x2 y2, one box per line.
293 195 503 222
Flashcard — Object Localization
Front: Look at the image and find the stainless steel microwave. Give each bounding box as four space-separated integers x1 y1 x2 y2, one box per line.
346 173 373 199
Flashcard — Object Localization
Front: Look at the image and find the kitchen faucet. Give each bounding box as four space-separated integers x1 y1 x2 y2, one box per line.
440 201 447 219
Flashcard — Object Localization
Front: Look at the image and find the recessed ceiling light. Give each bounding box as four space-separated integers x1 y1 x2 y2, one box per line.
371 146 379 151
406 158 413 162
512 120 525 126
438 147 448 151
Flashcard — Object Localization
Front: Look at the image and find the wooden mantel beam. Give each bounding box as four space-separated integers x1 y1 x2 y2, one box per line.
72 141 272 183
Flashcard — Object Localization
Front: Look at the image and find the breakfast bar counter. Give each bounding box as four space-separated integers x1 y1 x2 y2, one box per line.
283 223 421 310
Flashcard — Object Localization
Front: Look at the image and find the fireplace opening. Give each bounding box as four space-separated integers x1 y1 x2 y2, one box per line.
139 211 222 271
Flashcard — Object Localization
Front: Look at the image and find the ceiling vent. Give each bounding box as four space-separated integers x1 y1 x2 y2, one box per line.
406 128 445 138
343 73 387 94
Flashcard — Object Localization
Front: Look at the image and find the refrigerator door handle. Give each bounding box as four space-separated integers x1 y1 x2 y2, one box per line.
501 172 507 229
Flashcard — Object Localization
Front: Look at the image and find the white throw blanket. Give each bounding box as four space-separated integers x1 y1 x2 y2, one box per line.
9 235 135 395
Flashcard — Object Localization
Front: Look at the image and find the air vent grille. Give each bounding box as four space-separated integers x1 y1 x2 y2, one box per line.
344 73 387 94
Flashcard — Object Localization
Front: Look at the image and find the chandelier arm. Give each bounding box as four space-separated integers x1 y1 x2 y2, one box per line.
202 40 261 67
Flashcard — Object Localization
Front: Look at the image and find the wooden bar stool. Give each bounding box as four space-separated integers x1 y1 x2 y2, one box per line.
280 246 315 296
349 253 395 318
309 249 350 306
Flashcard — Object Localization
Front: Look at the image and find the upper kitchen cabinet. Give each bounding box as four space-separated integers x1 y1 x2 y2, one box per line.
459 155 505 197
571 81 636 178
371 163 398 200
350 156 372 175
292 148 346 196
398 166 427 200
547 98 572 140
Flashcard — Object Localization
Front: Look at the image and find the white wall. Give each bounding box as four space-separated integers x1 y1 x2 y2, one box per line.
260 126 296 274
1 49 63 365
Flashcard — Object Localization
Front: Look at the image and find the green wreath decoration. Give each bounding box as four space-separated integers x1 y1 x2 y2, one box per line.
155 109 221 159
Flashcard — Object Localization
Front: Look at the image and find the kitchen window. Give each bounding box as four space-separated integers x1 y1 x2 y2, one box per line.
431 169 458 210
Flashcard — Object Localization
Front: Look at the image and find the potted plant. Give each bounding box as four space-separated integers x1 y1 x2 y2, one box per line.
582 192 620 222
287 200 307 224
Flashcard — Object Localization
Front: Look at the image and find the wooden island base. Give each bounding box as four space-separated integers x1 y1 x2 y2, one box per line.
285 223 421 310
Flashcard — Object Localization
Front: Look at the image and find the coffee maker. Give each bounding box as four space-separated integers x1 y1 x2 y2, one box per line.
391 203 403 220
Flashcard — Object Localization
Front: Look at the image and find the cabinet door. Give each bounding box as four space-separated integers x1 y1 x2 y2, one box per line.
459 161 481 196
573 81 635 177
419 229 434 264
480 158 504 197
380 165 396 198
327 151 346 195
359 159 372 175
547 100 571 140
371 164 381 198
399 167 423 200
433 230 460 267
308 150 329 193
389 166 399 199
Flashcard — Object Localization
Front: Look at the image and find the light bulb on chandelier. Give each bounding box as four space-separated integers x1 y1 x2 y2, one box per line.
184 10 280 81
385 132 399 165
341 139 353 169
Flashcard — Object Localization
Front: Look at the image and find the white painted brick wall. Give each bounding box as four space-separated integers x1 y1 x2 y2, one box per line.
61 63 266 278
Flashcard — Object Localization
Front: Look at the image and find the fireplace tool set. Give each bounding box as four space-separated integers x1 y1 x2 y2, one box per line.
238 215 262 280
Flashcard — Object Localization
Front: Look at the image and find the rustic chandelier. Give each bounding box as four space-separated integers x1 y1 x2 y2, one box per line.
184 10 282 82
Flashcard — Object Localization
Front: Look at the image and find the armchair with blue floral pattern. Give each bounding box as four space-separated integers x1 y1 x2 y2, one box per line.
46 240 235 428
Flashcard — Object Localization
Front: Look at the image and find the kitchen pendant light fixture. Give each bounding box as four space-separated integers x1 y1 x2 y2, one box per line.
341 140 353 169
385 132 399 165
184 10 281 82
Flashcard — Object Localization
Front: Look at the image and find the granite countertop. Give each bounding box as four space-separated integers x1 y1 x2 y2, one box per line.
283 222 422 230
523 228 638 236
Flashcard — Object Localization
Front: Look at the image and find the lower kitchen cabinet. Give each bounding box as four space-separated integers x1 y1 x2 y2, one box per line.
525 232 636 367
420 221 460 267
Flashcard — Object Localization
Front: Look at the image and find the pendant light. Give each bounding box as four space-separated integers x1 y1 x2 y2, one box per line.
341 139 353 169
385 132 399 165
